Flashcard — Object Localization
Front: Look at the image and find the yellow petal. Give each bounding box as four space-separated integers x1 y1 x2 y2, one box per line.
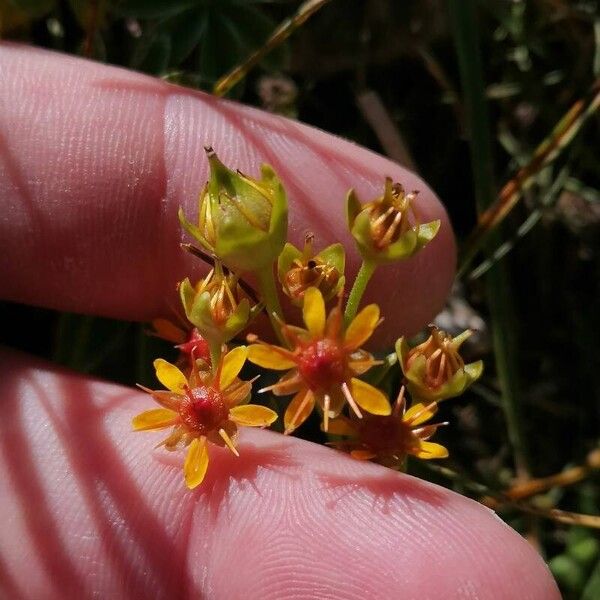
284 388 315 433
157 426 185 449
350 378 391 416
302 287 325 337
184 437 209 489
324 416 357 436
132 408 178 431
415 441 448 459
219 345 248 390
149 390 181 411
403 402 438 426
344 304 380 349
230 404 278 427
225 381 252 406
247 344 296 370
153 358 187 393
260 371 302 396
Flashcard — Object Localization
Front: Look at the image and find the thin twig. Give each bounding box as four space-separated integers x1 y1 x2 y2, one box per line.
356 90 418 171
459 78 600 276
493 448 600 503
213 0 331 97
423 463 600 529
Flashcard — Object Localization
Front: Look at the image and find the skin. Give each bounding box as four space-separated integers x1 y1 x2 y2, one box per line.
0 44 560 599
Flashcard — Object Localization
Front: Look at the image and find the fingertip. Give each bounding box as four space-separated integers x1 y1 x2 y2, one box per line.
0 350 558 599
0 45 455 341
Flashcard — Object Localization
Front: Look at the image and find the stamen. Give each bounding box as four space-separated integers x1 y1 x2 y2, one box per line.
429 348 442 362
224 278 238 309
393 385 406 416
406 401 437 424
435 353 447 386
341 382 363 419
323 394 331 432
372 205 394 229
285 391 312 435
219 428 239 456
257 384 275 394
380 211 403 246
412 421 449 437
303 232 315 258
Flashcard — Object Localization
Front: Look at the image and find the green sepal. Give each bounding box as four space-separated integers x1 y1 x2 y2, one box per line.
395 337 483 402
178 206 213 253
345 189 362 230
318 243 345 275
417 220 441 247
205 153 288 272
277 241 345 305
179 277 257 345
351 213 440 264
179 277 196 317
277 242 302 283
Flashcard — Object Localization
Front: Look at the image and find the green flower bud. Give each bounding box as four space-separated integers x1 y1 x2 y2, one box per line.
346 177 440 264
396 327 483 402
179 262 262 346
277 233 345 306
179 148 288 273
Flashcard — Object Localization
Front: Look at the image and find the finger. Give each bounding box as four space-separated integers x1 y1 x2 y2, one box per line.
0 349 558 599
0 44 455 344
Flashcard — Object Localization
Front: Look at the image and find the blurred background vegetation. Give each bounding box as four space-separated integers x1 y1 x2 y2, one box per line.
1 0 599 597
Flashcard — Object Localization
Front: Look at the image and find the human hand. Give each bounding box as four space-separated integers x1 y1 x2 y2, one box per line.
0 44 559 599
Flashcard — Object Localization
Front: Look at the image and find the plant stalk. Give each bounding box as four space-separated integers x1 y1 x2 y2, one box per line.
344 259 376 324
256 266 287 346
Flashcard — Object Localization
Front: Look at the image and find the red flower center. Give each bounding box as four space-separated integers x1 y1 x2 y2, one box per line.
358 415 416 456
297 338 346 392
180 386 229 434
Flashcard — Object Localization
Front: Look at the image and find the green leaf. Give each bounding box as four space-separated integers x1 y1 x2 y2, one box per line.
549 554 586 594
219 4 288 71
166 8 208 65
197 9 224 86
7 0 54 15
583 559 600 600
140 32 172 74
567 528 600 571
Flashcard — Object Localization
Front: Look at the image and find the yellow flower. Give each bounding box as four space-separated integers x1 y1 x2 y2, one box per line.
396 327 483 402
328 387 448 467
247 287 391 434
277 233 345 306
133 346 277 489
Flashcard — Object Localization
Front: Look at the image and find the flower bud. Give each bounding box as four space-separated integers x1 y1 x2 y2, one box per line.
179 262 262 346
277 233 345 306
346 177 440 263
179 148 288 273
396 327 483 402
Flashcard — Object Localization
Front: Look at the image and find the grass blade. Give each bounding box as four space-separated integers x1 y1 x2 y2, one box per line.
449 0 530 477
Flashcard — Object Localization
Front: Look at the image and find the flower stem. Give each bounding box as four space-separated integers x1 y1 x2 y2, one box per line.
255 266 287 346
344 259 376 324
209 340 222 375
